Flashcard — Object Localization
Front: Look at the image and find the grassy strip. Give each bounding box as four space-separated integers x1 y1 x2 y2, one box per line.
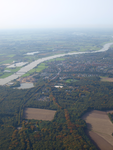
65 79 78 83
0 67 21 78
22 63 48 77
47 57 65 62
0 72 13 78
6 67 21 72
7 54 15 57
79 46 101 52
0 59 14 65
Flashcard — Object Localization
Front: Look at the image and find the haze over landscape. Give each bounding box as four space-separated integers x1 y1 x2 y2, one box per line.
0 0 113 150
0 0 113 29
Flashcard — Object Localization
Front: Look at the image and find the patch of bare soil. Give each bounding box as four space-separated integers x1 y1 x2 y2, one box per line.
82 110 113 149
101 77 113 82
17 75 35 83
23 108 56 121
88 131 113 150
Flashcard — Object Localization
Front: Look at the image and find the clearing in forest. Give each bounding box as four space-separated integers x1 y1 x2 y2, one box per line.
23 108 56 121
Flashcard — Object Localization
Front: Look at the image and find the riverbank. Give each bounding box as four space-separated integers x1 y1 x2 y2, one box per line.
0 42 113 85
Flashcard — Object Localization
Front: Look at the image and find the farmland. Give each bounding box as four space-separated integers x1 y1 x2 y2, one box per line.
87 131 113 150
101 77 113 82
82 110 113 149
23 108 56 121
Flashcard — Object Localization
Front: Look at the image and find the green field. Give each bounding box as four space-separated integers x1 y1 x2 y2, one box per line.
0 59 14 65
0 72 13 78
7 54 15 57
22 63 48 77
0 67 21 78
79 45 101 52
6 67 21 72
65 79 78 83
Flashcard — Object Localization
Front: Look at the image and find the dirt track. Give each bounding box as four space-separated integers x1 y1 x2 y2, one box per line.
82 110 113 149
23 108 56 121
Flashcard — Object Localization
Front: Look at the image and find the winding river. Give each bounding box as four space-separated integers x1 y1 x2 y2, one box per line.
0 42 113 85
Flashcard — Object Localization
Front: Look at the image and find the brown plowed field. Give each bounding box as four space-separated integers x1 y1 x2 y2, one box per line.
23 108 56 121
101 77 113 82
82 110 113 150
88 131 113 150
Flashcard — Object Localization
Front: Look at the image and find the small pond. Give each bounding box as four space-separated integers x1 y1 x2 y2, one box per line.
16 83 34 89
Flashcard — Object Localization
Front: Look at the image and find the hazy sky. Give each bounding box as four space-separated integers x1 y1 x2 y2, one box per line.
0 0 113 29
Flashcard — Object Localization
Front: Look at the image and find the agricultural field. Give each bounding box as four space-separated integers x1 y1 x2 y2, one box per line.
87 131 113 150
82 110 113 149
23 108 56 121
100 77 113 82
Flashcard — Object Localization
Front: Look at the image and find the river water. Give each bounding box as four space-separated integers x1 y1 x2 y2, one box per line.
0 42 113 85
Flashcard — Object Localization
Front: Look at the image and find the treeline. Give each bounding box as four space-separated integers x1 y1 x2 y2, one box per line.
108 113 113 123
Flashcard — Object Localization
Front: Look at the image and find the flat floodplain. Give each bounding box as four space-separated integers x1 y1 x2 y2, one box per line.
23 108 56 121
82 110 113 150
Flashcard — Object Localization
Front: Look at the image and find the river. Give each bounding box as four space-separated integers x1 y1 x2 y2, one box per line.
0 42 113 85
